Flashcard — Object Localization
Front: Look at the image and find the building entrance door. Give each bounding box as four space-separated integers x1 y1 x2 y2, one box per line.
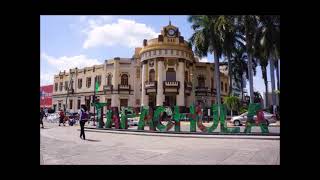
165 95 176 107
148 94 156 108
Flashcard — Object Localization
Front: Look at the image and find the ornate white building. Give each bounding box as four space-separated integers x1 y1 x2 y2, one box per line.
52 22 230 113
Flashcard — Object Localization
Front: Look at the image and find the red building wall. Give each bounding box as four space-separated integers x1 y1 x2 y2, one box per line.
40 85 53 108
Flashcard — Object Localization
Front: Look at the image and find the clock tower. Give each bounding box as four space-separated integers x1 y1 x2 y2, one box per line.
161 21 181 37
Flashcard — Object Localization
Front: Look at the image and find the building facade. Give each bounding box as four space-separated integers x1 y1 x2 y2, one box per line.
52 23 230 113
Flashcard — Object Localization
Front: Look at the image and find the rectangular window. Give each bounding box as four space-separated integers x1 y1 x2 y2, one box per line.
120 99 128 108
78 79 82 89
136 99 140 105
59 82 63 91
95 75 102 86
77 99 81 109
107 99 111 106
65 81 68 91
136 68 140 79
69 100 73 109
86 77 91 88
55 83 58 92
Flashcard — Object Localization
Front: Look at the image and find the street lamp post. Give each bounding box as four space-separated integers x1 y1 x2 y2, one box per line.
93 75 97 126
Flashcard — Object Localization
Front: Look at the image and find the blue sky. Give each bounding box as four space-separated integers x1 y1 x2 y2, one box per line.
40 15 279 96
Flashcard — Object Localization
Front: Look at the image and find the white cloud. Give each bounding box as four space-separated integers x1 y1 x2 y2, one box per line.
40 52 101 85
82 19 159 49
199 57 208 62
79 16 87 22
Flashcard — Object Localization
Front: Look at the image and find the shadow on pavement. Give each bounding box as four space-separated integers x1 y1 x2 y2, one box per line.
85 139 100 142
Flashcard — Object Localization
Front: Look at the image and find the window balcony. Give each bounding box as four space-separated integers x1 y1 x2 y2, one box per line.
145 81 157 95
145 81 157 89
119 84 130 90
184 82 192 95
118 84 133 95
103 84 113 91
210 88 216 96
163 81 180 94
103 85 113 94
195 86 210 96
164 81 179 87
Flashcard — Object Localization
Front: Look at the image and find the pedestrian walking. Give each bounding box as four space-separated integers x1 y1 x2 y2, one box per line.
59 109 65 126
79 105 88 140
40 108 45 128
44 107 48 121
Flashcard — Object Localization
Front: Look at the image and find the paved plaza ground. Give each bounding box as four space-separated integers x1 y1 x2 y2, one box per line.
40 121 280 165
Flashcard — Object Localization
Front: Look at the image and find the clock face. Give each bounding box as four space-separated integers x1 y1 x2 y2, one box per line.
168 29 175 36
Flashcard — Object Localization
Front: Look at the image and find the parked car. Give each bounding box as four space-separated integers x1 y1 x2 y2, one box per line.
47 113 60 122
127 117 139 126
66 112 79 120
90 113 106 121
230 111 277 126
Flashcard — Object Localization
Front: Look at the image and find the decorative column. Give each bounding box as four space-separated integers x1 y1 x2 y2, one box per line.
111 57 120 108
156 58 165 106
177 58 185 106
141 61 149 106
187 62 194 107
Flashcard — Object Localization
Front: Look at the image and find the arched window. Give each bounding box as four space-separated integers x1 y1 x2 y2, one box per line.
198 75 205 87
185 71 188 82
221 82 223 91
107 74 112 86
149 69 155 82
166 68 176 81
211 78 214 89
121 74 128 85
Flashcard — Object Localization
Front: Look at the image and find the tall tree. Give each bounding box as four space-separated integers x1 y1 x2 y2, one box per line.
224 96 240 117
215 15 239 96
237 15 259 103
259 15 280 113
230 45 247 102
188 15 223 114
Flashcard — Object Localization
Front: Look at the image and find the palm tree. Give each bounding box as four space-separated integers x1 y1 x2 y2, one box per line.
237 15 259 103
259 15 280 113
188 15 223 114
230 42 257 105
224 95 240 117
230 45 247 102
256 57 269 109
254 25 269 109
215 15 238 96
275 59 280 91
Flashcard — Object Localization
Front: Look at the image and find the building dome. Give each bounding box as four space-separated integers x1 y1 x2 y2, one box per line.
139 23 195 63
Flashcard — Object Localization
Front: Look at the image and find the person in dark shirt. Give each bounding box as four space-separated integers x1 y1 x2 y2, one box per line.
59 109 65 126
79 105 88 140
40 108 45 128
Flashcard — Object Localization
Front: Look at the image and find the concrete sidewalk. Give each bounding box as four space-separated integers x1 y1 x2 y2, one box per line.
40 121 280 165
